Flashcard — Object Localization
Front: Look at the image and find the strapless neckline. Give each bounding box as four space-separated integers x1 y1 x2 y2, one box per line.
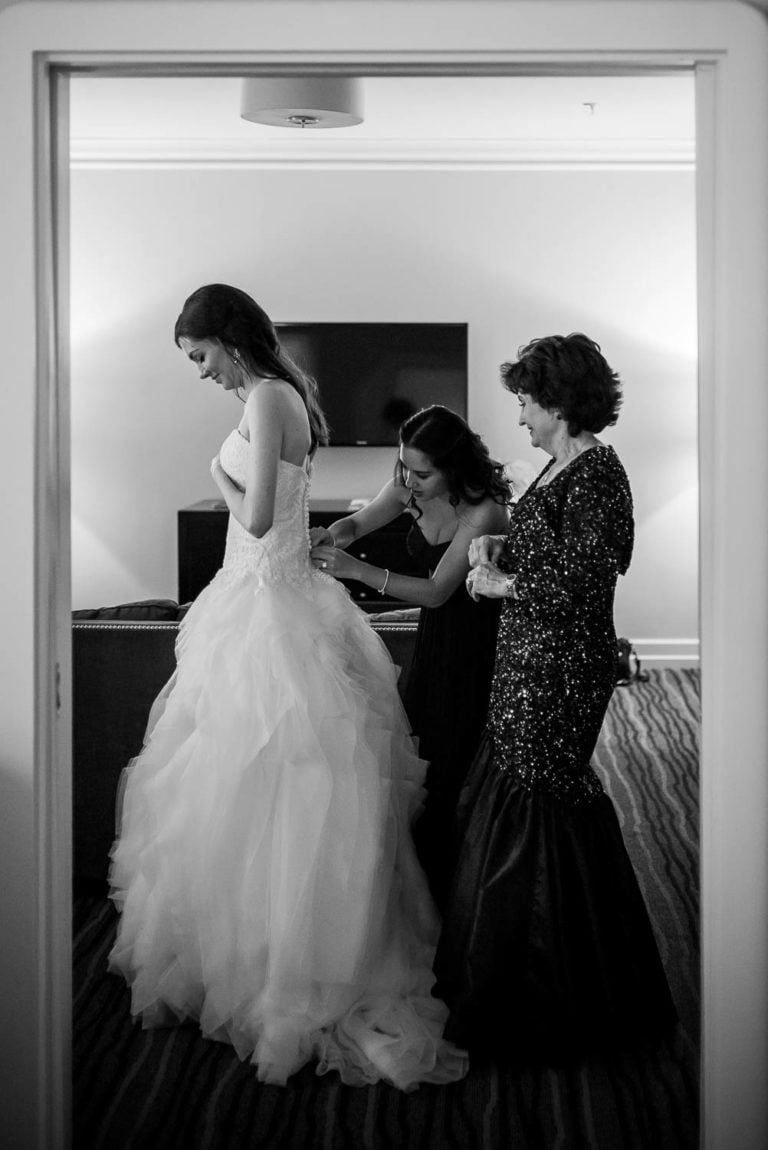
231 428 308 474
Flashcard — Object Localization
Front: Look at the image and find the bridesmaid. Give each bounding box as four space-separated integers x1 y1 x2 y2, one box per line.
310 406 511 909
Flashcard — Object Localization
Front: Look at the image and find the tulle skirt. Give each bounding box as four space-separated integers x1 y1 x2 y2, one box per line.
108 569 468 1090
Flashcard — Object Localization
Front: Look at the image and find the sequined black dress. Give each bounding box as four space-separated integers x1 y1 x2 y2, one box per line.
404 521 501 911
433 445 677 1060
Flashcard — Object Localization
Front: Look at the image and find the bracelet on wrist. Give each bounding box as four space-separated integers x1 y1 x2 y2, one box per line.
378 569 390 595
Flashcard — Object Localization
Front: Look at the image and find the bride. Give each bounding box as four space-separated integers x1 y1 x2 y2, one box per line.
107 283 468 1091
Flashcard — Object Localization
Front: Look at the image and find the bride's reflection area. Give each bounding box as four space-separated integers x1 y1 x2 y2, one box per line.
73 655 698 1148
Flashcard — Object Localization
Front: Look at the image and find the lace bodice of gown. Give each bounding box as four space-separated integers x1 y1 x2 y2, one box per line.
218 429 312 589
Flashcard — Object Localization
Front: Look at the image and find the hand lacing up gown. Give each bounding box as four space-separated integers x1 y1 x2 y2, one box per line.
108 429 468 1090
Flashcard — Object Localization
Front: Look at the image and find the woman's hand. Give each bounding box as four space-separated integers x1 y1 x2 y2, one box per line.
466 562 514 601
310 545 363 581
468 534 507 569
211 454 244 494
210 454 230 493
309 526 335 548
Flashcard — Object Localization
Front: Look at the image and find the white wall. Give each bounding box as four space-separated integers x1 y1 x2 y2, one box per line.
71 164 698 654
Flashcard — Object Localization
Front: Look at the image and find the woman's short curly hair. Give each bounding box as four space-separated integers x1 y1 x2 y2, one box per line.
501 333 623 435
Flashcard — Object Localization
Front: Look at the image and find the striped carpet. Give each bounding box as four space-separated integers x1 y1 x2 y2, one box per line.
73 668 699 1149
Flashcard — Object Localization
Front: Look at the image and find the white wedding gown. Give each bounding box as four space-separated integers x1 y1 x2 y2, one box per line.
108 428 468 1090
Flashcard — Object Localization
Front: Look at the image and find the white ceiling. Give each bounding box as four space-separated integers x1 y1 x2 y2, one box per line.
69 74 696 169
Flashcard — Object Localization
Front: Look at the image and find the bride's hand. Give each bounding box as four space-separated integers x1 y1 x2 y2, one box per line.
211 455 243 492
210 454 229 491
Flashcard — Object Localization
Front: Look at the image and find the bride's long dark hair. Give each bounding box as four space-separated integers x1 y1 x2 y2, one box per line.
174 284 329 452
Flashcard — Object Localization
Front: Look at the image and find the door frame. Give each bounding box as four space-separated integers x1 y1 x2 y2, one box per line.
2 3 767 1148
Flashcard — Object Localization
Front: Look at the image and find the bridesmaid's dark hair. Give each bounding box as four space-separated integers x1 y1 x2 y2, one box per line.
395 405 511 511
501 333 622 436
174 284 329 451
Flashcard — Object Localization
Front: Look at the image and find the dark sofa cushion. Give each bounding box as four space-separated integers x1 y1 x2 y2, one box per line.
72 598 188 621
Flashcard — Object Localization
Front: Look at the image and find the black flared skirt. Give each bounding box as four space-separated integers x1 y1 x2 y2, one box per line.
433 732 678 1062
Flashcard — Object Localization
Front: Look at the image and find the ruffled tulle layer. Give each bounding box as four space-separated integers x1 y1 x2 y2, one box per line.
109 570 467 1089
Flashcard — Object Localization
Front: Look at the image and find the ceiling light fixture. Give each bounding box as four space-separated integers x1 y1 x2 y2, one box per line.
240 77 364 129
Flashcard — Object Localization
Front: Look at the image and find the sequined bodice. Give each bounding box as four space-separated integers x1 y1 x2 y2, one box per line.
486 445 634 805
217 430 313 589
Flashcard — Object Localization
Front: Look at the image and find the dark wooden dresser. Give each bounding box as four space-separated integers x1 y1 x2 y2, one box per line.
178 499 420 609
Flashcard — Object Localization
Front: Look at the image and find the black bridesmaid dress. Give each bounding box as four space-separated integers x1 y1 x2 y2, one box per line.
403 521 501 911
433 445 677 1062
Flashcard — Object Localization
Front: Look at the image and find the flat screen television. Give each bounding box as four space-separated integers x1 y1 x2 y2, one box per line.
276 322 468 446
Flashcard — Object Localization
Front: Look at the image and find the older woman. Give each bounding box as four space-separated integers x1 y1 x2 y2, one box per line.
433 333 677 1062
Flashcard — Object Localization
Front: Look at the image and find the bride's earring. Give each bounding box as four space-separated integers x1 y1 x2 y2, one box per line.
231 349 246 402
